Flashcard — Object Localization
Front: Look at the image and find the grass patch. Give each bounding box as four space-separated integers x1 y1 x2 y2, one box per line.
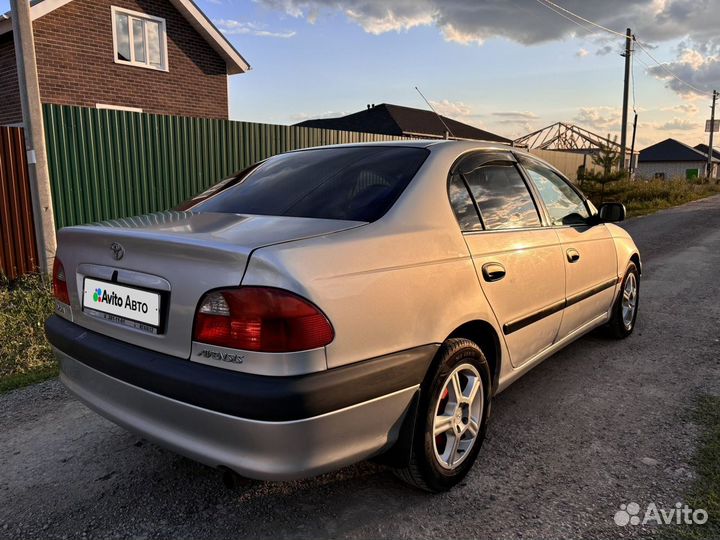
667 396 720 539
0 364 58 393
580 179 720 218
0 273 56 393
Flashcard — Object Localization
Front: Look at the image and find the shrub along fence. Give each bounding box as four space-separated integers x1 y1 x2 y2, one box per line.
0 126 38 280
43 104 408 229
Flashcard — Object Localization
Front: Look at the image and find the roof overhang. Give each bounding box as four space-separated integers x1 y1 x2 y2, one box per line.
0 0 250 74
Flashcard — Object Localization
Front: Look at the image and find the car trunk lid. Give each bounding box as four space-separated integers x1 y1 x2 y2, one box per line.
56 211 364 359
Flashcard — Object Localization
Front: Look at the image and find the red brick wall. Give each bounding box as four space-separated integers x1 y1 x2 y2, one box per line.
0 34 23 126
33 0 229 119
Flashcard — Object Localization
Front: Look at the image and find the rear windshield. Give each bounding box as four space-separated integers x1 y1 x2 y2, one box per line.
189 146 429 222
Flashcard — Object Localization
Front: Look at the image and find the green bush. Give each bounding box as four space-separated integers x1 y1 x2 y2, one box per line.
581 178 720 217
0 273 57 392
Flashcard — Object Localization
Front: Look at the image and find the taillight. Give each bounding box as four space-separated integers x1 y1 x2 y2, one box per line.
193 287 334 352
52 258 70 305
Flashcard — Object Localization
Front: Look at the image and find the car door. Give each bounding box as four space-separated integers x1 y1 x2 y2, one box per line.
516 154 618 340
448 151 566 368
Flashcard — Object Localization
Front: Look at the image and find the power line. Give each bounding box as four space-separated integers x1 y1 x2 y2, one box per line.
634 40 711 95
534 0 712 97
532 0 599 36
634 53 652 71
537 0 627 38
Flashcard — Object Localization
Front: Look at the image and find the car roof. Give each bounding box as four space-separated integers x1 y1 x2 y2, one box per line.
287 139 515 153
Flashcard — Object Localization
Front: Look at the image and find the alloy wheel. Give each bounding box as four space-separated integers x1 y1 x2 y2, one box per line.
621 273 638 330
432 363 484 470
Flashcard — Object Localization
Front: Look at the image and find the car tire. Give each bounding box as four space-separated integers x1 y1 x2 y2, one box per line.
607 262 640 339
394 338 491 492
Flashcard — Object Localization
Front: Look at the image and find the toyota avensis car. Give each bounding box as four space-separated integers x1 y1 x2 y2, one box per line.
46 140 640 492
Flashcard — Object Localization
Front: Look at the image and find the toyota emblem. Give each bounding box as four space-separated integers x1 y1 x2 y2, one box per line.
110 242 125 261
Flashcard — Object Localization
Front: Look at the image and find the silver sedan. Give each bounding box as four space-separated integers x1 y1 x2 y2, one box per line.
46 140 640 492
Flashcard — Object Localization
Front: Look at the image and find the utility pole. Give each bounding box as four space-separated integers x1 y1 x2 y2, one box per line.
629 112 638 176
10 0 56 275
619 28 632 172
707 90 718 179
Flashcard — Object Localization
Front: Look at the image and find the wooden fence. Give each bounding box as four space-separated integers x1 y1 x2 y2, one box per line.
0 126 37 280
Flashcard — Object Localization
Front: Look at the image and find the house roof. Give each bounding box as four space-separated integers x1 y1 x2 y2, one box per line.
638 138 719 163
0 0 250 74
694 143 720 160
296 103 511 143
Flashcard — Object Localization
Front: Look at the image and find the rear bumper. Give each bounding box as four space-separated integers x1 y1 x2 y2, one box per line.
47 316 436 480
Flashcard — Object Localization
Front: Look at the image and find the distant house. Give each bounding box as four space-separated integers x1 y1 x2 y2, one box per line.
637 138 719 180
0 0 250 125
296 103 511 143
694 143 720 161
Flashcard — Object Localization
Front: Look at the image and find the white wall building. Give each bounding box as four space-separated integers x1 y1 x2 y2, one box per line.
637 138 719 180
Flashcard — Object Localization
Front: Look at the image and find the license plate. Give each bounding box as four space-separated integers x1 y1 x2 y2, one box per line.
83 278 161 329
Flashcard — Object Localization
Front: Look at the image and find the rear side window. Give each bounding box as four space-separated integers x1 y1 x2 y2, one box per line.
448 175 482 231
463 163 541 230
192 146 429 222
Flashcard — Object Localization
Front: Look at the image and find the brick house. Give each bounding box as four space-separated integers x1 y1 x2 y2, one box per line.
0 0 249 125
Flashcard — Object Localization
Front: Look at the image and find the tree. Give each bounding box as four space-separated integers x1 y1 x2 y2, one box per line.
581 135 628 203
592 134 621 175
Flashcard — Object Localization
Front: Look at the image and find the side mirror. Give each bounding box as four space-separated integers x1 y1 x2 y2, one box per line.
598 202 626 223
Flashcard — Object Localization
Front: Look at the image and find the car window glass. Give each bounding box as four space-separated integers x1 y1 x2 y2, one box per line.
462 162 541 230
448 175 483 231
518 156 589 226
191 147 429 222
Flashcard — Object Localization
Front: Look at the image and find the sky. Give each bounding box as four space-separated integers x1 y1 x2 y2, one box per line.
3 0 720 149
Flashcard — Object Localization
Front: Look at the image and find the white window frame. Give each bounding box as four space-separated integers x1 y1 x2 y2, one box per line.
96 103 144 113
111 6 168 72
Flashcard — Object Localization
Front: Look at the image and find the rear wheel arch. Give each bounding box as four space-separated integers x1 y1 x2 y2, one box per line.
376 320 501 471
445 320 501 393
630 252 641 275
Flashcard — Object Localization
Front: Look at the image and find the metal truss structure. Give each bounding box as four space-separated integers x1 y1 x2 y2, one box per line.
513 122 620 152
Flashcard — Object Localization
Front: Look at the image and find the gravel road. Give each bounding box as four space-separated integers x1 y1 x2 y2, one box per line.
2 196 719 540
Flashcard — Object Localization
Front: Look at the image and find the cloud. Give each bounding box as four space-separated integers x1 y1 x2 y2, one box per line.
428 99 477 119
645 46 719 96
289 111 348 121
661 103 699 114
214 19 296 38
507 122 534 136
440 23 485 46
655 117 698 131
486 115 539 138
574 106 622 133
491 111 539 120
345 7 435 35
255 0 720 49
254 0 720 98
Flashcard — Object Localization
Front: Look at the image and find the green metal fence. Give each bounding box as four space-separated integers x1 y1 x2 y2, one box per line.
43 104 409 228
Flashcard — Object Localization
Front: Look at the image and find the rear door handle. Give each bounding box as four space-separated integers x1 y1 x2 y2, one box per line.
566 248 580 263
482 262 506 282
